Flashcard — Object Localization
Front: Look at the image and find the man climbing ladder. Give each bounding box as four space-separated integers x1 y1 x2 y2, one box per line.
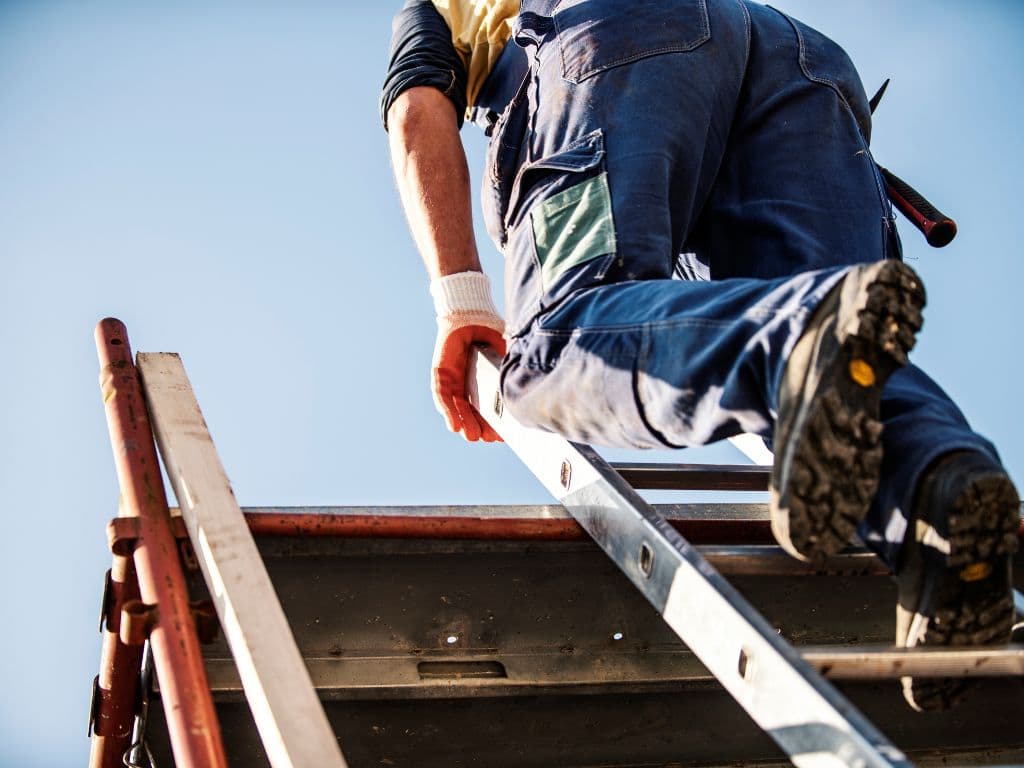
381 0 1019 711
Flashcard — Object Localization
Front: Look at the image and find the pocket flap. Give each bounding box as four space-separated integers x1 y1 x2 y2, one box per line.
507 130 606 230
521 130 605 175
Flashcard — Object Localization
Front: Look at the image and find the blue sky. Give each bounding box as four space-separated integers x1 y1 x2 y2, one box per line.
1 2 1021 765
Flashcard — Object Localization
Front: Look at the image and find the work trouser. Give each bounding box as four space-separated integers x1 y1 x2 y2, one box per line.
485 0 999 567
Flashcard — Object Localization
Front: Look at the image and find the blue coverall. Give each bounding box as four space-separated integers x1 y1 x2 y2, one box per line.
387 0 1001 567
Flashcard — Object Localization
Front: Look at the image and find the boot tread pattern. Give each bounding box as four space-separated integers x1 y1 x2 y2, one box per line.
902 470 1019 711
784 261 925 564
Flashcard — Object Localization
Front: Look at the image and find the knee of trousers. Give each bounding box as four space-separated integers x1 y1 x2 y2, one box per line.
501 330 667 450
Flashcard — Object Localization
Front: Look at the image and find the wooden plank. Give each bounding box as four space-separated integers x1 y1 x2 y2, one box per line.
137 352 347 768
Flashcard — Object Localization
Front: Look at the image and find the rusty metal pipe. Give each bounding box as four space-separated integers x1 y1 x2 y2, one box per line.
242 511 1021 546
94 318 227 768
242 511 777 546
89 554 143 768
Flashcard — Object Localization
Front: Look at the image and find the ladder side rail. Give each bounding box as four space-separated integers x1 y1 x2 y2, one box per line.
137 351 348 768
94 319 228 768
468 347 910 768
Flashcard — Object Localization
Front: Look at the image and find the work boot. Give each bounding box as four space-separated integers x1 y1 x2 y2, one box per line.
896 450 1019 711
770 260 925 564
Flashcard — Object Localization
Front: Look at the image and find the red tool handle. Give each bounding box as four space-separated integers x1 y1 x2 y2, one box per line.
879 165 957 248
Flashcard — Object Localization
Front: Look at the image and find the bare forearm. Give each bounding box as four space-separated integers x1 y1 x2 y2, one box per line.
387 86 481 279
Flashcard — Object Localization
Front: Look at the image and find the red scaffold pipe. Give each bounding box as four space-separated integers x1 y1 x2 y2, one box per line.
94 318 227 768
241 510 1023 546
88 553 143 768
242 511 778 545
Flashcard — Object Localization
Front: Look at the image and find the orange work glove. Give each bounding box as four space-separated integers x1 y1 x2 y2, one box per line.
429 271 507 442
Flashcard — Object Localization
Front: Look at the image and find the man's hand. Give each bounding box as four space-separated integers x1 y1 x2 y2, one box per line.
433 314 506 442
430 272 506 442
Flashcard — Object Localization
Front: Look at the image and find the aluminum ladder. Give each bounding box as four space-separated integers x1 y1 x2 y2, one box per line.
466 347 1024 768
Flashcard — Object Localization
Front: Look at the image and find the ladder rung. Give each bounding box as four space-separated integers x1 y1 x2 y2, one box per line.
701 546 889 577
611 462 770 491
802 645 1024 679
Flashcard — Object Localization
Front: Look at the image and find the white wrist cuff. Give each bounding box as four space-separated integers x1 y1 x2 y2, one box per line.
429 271 500 318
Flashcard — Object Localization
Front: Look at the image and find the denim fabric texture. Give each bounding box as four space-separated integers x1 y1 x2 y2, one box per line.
482 0 999 567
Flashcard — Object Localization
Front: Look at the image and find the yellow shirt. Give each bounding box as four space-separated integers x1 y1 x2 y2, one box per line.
431 0 519 108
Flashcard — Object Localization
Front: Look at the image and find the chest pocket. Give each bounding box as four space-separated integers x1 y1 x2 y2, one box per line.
554 0 710 84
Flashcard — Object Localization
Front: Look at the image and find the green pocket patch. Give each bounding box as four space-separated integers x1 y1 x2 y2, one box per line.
531 172 616 290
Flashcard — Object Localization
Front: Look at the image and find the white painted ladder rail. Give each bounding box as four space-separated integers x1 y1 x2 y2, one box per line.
137 353 348 768
467 347 1024 768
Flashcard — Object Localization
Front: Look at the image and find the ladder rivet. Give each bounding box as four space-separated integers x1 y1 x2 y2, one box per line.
639 542 654 578
738 648 753 680
559 460 572 490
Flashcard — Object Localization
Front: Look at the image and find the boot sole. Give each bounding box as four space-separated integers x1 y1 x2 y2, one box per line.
899 472 1020 711
771 260 925 564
